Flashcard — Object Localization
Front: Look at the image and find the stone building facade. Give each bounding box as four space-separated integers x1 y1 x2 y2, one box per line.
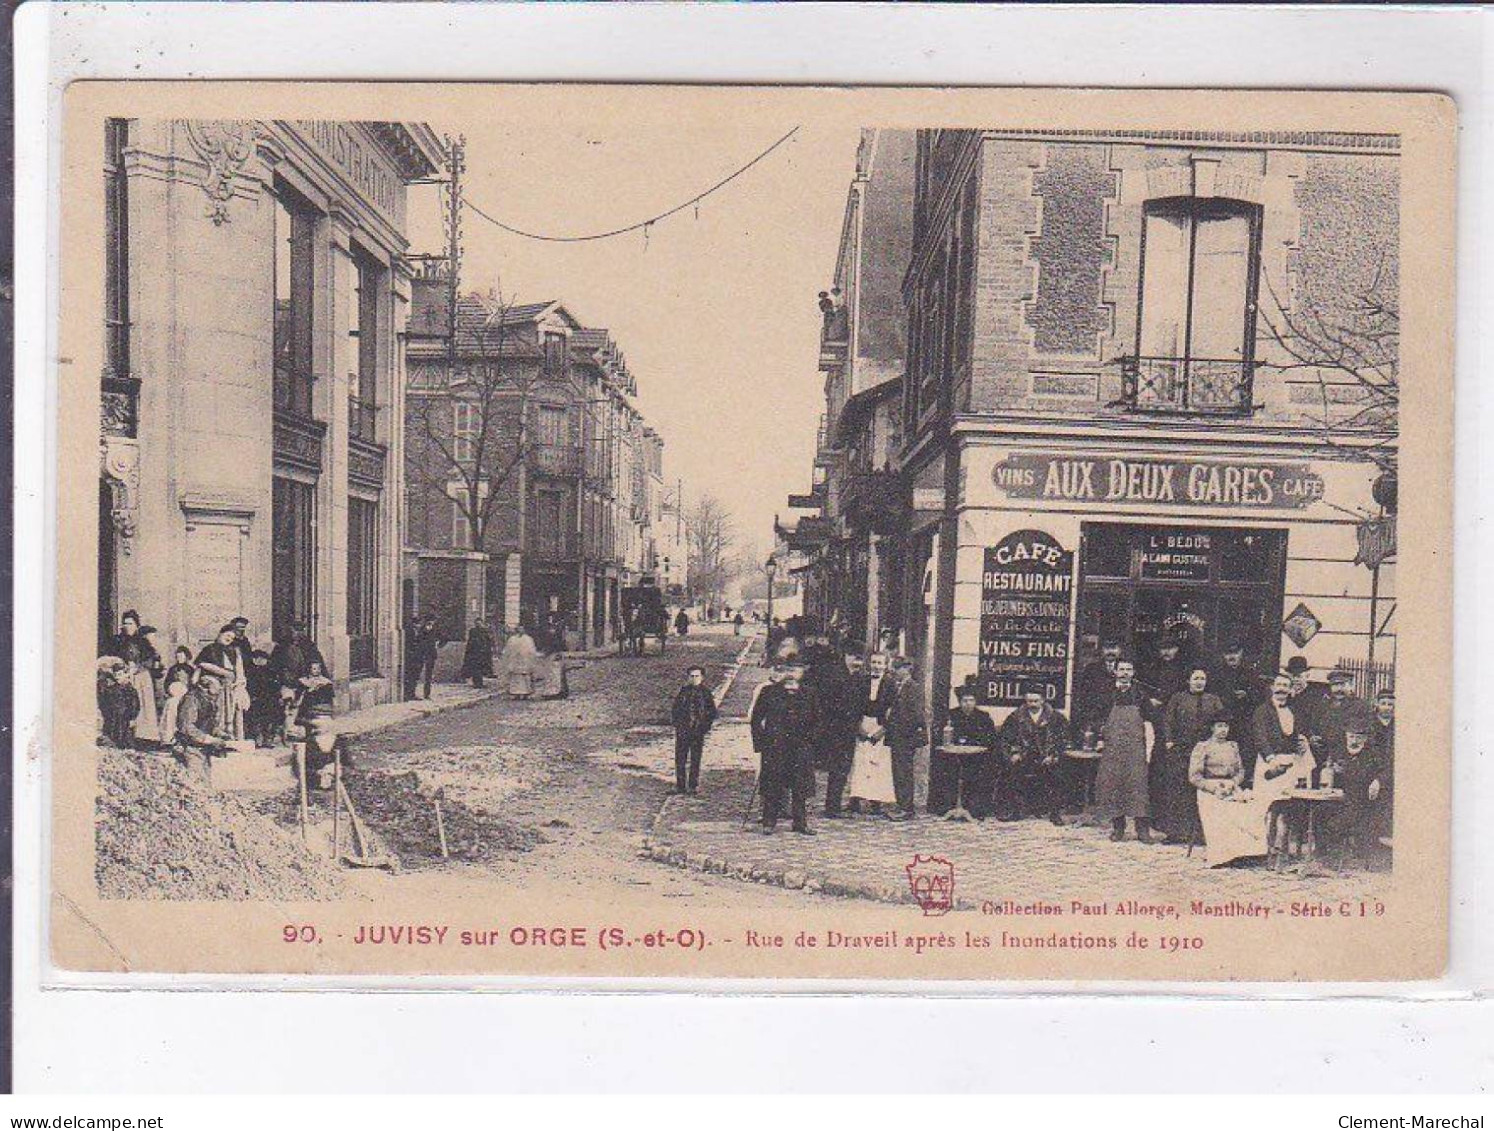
98 118 443 711
900 128 1399 724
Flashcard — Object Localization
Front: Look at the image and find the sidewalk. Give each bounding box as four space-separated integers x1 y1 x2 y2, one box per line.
335 682 497 738
642 722 1392 909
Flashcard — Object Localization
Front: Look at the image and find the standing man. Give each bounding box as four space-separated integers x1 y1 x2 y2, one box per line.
461 618 495 690
1310 668 1367 768
1094 658 1159 843
810 645 859 818
1070 639 1122 809
749 664 817 836
674 609 691 637
406 616 440 700
885 657 926 821
1210 641 1265 752
1371 686 1395 840
996 683 1070 825
670 665 718 796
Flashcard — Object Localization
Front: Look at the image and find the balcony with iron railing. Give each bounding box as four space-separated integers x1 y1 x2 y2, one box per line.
528 443 583 477
1118 355 1256 416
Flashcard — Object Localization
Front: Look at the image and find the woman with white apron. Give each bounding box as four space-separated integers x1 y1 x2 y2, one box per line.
847 653 898 814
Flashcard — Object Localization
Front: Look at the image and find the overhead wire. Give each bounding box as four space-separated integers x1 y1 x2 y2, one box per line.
461 125 801 243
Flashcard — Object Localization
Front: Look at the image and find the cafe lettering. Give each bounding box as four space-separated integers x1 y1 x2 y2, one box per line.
993 453 1325 510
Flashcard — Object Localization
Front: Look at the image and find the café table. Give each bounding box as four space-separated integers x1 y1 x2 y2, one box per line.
936 744 989 821
1266 787 1345 871
1062 747 1103 807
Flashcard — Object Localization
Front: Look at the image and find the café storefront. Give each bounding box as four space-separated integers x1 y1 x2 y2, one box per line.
948 436 1393 720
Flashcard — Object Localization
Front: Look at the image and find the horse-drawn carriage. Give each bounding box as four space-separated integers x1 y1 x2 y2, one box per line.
618 584 669 656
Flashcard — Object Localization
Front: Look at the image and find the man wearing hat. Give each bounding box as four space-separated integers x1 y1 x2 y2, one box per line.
996 682 1070 824
930 680 1000 819
173 669 232 778
1283 656 1326 743
1209 641 1266 757
749 662 818 835
1309 667 1367 765
1318 703 1389 863
1371 686 1395 840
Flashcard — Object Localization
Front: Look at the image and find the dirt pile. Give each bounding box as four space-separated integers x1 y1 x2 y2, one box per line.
95 750 345 901
259 768 545 872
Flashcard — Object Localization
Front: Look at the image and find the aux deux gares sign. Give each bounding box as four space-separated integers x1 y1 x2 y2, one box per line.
992 453 1325 510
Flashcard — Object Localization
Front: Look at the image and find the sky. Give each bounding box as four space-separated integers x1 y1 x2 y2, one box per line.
404 94 861 566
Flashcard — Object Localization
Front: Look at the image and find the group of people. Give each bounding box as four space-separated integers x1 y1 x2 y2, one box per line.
745 636 926 835
1064 633 1394 866
97 611 337 776
443 619 571 702
669 620 1395 868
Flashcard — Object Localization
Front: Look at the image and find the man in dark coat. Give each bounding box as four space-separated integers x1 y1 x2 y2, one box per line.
803 645 857 817
670 664 718 795
1284 656 1326 741
1209 641 1265 749
1317 706 1390 863
749 666 817 835
228 616 255 670
1371 686 1395 840
674 609 691 637
1249 673 1309 783
997 685 1070 824
460 620 495 689
1069 640 1121 809
931 684 1000 819
174 670 231 778
1310 668 1367 769
405 616 439 700
885 658 926 820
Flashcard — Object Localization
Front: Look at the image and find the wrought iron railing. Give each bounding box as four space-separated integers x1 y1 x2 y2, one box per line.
529 443 582 476
1119 356 1255 415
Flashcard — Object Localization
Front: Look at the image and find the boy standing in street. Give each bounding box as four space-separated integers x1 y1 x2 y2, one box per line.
670 665 718 796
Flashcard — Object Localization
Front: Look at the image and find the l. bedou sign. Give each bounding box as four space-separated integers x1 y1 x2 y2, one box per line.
992 453 1325 509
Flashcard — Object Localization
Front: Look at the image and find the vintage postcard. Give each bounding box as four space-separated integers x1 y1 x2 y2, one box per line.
50 82 1454 982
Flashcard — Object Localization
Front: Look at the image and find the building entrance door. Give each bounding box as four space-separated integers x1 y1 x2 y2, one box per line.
1075 523 1286 677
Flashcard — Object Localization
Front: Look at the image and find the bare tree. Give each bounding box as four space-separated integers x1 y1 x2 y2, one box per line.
408 288 548 551
685 493 738 608
1258 256 1398 472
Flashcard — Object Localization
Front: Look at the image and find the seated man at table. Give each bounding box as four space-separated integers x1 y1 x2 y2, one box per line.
996 683 1069 825
1317 708 1389 866
930 683 999 819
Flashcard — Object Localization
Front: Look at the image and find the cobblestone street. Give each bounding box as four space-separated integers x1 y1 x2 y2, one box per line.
644 660 1393 913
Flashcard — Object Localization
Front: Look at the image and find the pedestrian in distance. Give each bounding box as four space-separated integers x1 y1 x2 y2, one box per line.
498 623 537 698
461 618 496 690
670 665 718 796
733 611 744 636
749 664 817 836
675 609 691 637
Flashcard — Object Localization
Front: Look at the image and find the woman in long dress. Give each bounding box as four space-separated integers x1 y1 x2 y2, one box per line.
196 624 247 740
500 624 539 699
1194 716 1315 866
847 654 898 814
1157 668 1224 844
108 610 162 746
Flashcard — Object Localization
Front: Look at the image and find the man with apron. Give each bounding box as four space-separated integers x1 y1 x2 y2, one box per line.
1094 658 1160 843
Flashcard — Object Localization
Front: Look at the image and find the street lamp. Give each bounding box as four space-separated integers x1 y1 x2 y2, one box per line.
764 556 778 628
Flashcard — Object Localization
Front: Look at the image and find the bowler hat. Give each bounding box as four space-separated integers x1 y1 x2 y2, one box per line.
1284 656 1311 675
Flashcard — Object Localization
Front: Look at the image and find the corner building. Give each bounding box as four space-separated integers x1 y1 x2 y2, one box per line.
902 128 1399 723
98 119 443 711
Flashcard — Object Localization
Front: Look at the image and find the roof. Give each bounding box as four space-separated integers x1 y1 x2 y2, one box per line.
362 122 446 180
833 376 902 447
407 285 580 355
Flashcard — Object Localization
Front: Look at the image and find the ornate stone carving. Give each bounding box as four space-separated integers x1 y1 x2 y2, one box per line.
183 120 261 225
99 437 141 555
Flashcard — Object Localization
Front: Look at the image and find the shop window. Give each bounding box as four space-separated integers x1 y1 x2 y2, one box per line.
349 251 381 442
347 497 378 676
271 476 315 644
1130 197 1261 414
273 189 317 418
450 499 474 550
1080 524 1134 579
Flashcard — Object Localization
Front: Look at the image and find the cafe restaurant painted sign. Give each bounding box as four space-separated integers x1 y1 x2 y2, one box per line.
977 530 1074 709
992 453 1325 510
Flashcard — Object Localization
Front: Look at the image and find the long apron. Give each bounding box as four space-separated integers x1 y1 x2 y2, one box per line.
130 666 161 743
848 715 897 804
1197 751 1311 865
1095 701 1149 819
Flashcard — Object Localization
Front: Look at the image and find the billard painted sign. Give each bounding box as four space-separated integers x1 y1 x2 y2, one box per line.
978 530 1074 708
992 453 1325 509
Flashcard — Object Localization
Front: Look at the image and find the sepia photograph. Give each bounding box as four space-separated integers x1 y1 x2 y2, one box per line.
50 82 1454 982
